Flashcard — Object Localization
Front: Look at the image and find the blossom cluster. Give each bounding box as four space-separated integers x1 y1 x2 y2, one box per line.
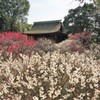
0 32 36 55
69 32 93 41
68 32 95 52
0 48 100 100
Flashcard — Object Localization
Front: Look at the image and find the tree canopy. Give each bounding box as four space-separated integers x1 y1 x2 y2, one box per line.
76 0 100 9
0 0 30 32
76 0 100 3
63 3 96 34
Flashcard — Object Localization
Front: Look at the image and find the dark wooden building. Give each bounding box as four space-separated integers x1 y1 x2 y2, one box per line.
24 20 67 42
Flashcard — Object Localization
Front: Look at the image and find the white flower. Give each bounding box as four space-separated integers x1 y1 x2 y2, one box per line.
3 84 9 94
33 96 39 100
20 90 23 93
89 84 93 89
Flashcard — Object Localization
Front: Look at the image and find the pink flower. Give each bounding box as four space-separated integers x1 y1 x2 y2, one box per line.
0 32 36 55
7 43 20 52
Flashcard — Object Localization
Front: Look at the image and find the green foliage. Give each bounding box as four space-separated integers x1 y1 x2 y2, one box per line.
18 23 32 32
0 0 30 32
63 3 96 34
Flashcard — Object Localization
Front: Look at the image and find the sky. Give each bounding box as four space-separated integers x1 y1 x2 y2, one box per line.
27 0 90 24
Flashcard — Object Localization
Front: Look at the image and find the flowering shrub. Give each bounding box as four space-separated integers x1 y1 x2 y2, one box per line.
0 48 100 100
69 32 93 42
90 43 100 59
34 38 57 54
68 32 95 53
0 32 36 55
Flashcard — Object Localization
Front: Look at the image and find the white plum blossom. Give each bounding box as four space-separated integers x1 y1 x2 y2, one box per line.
0 47 100 100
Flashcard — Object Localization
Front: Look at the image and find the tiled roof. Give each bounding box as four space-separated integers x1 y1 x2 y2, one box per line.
24 20 63 34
